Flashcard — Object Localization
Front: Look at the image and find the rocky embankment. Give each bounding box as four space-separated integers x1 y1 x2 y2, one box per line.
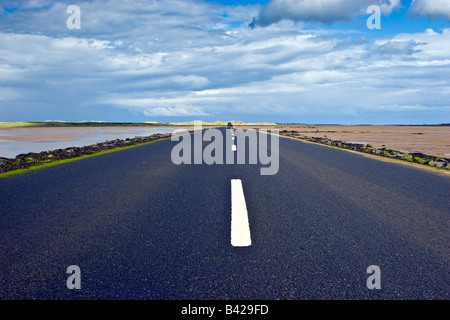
280 130 450 170
0 133 172 174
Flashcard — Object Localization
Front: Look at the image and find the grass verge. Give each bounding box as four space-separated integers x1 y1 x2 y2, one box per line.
0 137 170 179
278 133 450 177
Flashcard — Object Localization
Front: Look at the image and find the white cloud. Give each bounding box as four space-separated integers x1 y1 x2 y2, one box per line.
140 105 211 117
103 93 213 117
368 40 423 56
409 0 450 20
250 0 402 27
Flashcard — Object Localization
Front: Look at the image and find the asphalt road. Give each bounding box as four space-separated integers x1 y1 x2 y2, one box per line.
0 128 448 300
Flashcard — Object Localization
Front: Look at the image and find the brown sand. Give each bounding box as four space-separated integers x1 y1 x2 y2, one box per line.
240 125 450 159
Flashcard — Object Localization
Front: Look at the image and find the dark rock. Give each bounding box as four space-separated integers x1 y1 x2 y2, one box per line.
429 161 447 168
0 132 172 174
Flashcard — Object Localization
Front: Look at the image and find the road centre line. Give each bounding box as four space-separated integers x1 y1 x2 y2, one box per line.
231 179 252 247
231 129 236 149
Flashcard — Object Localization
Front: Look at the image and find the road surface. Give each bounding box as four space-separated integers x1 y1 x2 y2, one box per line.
0 128 448 300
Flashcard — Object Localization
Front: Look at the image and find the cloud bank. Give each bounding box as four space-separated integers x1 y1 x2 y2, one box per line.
0 0 449 124
249 0 402 27
409 0 450 20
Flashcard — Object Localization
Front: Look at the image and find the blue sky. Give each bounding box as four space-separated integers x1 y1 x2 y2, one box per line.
1 0 449 124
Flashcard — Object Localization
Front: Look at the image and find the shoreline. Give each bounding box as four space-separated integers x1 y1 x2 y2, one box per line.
0 132 173 177
1 125 449 177
0 126 182 159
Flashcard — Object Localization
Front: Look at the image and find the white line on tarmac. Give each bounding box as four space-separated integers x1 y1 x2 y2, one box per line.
231 179 252 247
230 129 236 148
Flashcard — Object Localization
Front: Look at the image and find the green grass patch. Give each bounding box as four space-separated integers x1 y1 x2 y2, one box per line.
403 154 413 162
413 157 426 164
0 122 44 128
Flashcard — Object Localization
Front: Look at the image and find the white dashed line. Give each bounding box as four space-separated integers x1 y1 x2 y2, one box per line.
231 179 252 247
231 129 236 149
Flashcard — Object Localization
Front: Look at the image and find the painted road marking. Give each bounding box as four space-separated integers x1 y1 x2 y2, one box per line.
231 129 236 149
231 179 252 247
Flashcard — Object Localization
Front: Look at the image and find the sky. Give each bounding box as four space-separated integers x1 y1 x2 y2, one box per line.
0 0 449 125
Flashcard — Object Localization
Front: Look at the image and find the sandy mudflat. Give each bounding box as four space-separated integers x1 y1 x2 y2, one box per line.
1 125 449 159
0 126 174 140
0 126 178 158
240 125 450 159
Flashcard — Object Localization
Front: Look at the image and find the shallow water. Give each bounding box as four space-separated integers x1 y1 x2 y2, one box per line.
0 127 179 158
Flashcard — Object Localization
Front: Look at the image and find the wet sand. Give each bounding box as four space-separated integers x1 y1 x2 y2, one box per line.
0 126 178 158
1 125 449 159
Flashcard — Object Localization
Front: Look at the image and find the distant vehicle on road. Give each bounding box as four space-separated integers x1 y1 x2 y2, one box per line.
227 122 233 128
